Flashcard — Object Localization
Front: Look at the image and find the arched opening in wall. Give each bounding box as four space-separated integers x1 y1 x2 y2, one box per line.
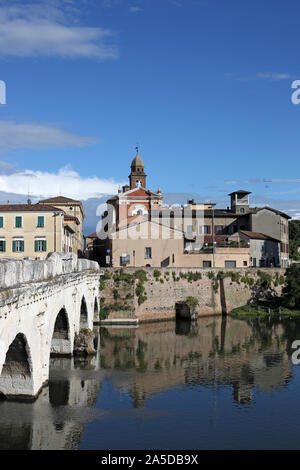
175 302 193 321
93 298 99 323
0 333 34 399
50 308 71 357
80 297 88 329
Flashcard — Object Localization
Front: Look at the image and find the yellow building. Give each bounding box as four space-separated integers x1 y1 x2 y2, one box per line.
0 203 65 259
39 196 85 256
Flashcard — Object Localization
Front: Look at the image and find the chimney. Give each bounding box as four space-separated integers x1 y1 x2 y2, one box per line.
27 199 32 205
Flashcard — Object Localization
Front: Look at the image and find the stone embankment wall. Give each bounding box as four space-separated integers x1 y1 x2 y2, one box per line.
100 267 286 322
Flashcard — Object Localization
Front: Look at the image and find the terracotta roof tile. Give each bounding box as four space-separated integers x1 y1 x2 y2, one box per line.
0 204 64 212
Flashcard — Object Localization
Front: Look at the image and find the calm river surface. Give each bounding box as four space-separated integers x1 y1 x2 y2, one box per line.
1 315 300 450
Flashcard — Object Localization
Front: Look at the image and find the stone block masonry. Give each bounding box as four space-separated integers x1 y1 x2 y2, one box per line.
100 267 286 323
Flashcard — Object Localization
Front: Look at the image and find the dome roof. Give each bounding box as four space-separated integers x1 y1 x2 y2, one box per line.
131 154 144 168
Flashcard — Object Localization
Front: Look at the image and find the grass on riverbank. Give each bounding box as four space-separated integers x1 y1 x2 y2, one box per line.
230 301 300 318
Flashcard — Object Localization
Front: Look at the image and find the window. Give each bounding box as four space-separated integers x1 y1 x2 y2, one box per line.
225 260 236 268
216 225 223 235
0 240 5 252
203 261 212 268
15 216 22 228
13 239 24 252
243 261 248 266
203 225 210 234
145 247 152 259
35 239 47 252
0 216 3 228
37 216 45 228
240 208 245 214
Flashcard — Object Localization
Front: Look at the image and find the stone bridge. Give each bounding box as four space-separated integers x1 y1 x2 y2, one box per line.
0 253 100 400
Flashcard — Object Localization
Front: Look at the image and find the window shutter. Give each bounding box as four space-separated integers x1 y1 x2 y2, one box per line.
12 240 16 252
35 240 38 252
207 225 211 234
2 241 5 252
43 240 47 252
38 216 44 228
21 240 24 252
0 217 3 228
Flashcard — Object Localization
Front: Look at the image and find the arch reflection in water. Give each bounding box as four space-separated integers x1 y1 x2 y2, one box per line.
0 347 102 450
1 316 300 450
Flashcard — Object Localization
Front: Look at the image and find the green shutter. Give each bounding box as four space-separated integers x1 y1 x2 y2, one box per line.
15 216 22 228
37 216 44 228
35 240 38 252
43 240 47 252
2 241 5 252
0 217 3 228
21 240 24 252
12 240 16 252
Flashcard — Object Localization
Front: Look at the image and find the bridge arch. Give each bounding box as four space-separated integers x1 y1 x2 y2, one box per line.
80 296 88 329
0 333 34 399
50 307 72 357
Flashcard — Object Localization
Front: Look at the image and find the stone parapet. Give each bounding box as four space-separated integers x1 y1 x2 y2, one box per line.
0 252 99 290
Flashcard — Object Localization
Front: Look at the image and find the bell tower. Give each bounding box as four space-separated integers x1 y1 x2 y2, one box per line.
129 147 147 189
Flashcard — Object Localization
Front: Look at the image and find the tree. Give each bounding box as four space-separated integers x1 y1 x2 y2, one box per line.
289 220 300 261
282 263 300 309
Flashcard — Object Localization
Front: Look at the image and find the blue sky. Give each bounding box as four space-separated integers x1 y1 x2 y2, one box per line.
0 0 300 220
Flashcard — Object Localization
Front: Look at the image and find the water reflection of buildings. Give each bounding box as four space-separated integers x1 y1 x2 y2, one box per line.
100 317 293 408
0 340 102 450
0 318 296 449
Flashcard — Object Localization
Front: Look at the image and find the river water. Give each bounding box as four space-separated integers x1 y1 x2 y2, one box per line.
1 315 300 450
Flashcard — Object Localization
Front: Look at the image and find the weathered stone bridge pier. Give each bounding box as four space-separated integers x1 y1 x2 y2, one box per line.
0 253 99 400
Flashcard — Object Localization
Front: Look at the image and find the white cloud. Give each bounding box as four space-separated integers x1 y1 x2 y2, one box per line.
229 72 293 82
0 3 118 59
0 165 126 200
129 6 143 13
0 121 98 150
256 72 292 81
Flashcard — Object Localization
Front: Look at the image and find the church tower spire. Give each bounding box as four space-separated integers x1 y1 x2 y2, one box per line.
129 148 147 189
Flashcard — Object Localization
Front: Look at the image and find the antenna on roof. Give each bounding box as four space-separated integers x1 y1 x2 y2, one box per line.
27 186 32 205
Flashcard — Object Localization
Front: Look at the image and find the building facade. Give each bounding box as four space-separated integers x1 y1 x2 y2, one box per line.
0 204 65 259
38 196 85 256
91 155 291 269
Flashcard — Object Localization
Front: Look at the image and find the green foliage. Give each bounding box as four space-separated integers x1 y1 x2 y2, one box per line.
177 271 202 283
185 296 199 308
113 289 119 300
289 220 300 260
282 263 300 309
257 270 273 287
241 275 255 286
153 270 161 280
274 272 285 287
100 278 105 291
134 270 147 282
103 271 111 280
135 281 145 297
160 278 164 283
99 298 110 319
